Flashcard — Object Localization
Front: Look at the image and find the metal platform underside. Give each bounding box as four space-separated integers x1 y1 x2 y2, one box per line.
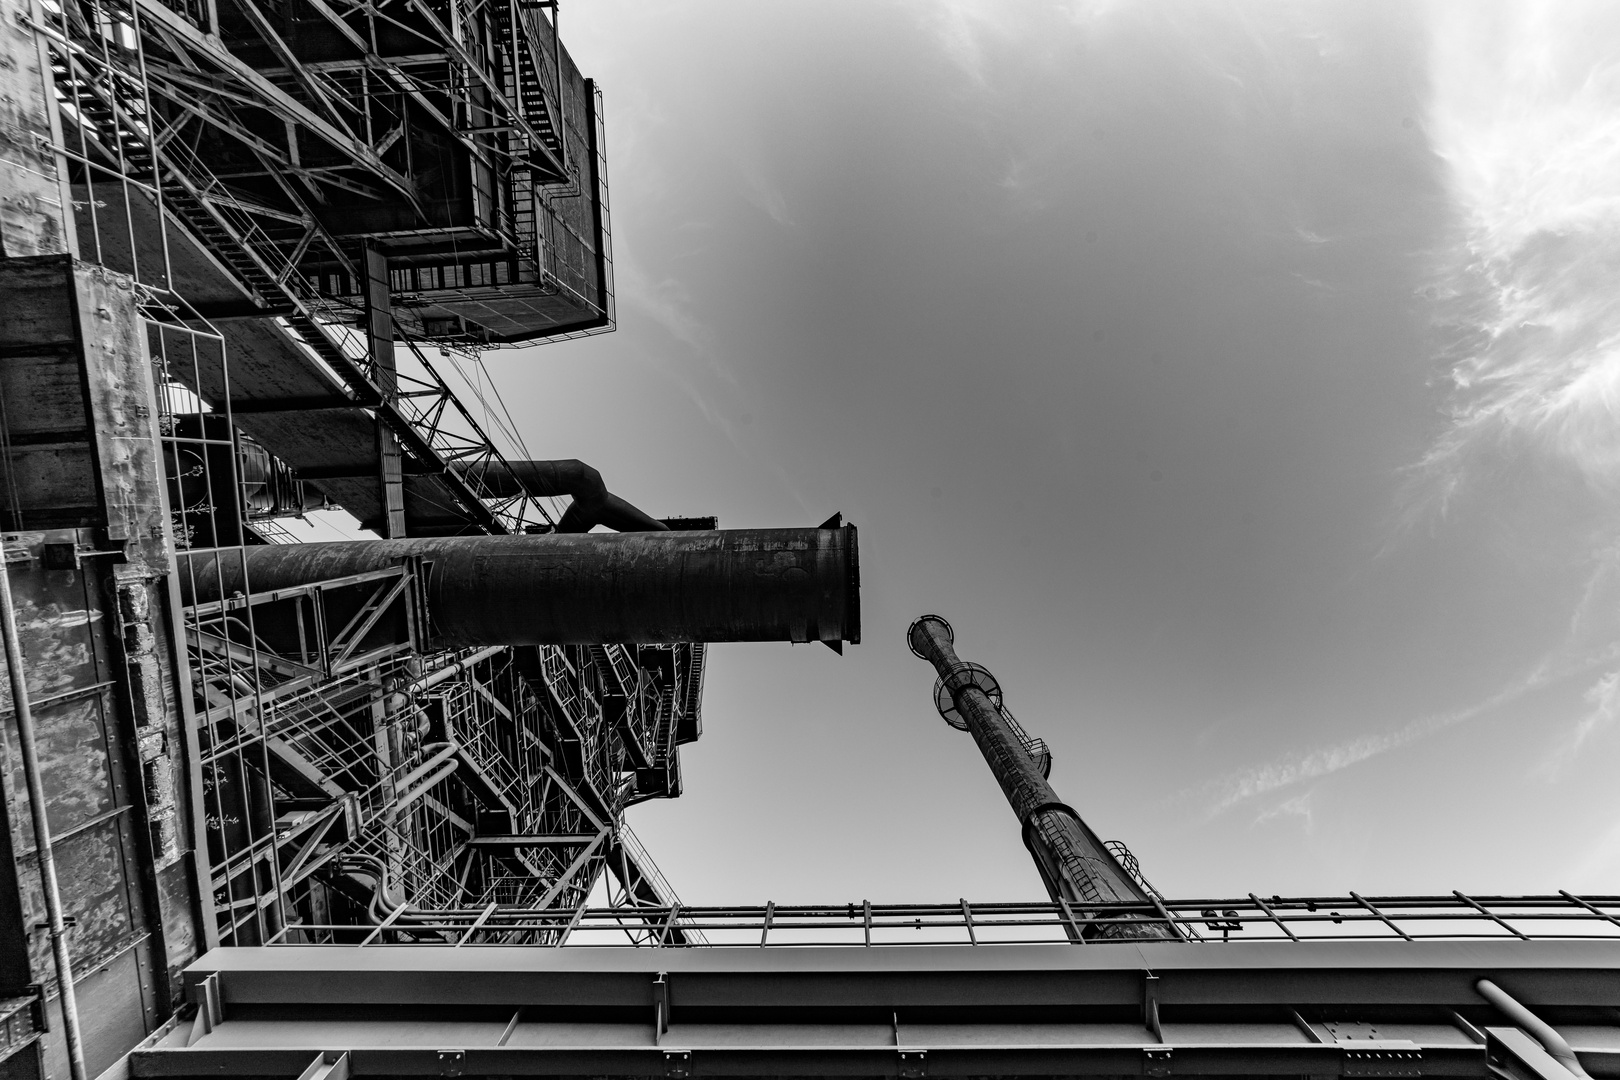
126 939 1620 1079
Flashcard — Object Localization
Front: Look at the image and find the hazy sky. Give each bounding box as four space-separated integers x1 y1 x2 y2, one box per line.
468 0 1620 903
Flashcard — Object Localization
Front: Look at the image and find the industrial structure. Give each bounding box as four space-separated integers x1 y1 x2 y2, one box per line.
0 0 1616 1077
907 614 1177 941
0 0 867 1073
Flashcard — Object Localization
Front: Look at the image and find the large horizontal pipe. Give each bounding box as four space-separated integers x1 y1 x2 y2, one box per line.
452 459 668 533
182 526 860 648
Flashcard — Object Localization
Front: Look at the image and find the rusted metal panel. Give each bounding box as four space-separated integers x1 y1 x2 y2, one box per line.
0 6 73 259
16 822 138 981
0 256 79 350
75 262 170 573
0 258 99 531
0 259 172 572
4 692 117 833
0 532 111 730
0 531 174 1071
38 943 151 1080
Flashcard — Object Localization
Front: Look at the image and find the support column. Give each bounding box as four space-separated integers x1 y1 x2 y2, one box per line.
364 245 407 538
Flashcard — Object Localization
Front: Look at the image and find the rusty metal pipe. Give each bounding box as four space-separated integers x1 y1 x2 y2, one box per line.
182 526 860 648
907 615 1177 941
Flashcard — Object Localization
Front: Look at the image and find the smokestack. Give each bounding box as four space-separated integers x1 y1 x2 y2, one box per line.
907 615 1177 941
183 526 860 648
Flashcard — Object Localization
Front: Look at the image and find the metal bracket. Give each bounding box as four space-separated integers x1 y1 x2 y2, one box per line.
664 1049 691 1078
197 972 222 1028
435 1049 464 1077
1144 1047 1173 1077
185 972 223 1046
899 1049 927 1078
1485 1028 1570 1080
653 971 670 1043
1343 1048 1423 1077
1143 972 1164 1043
294 1051 351 1080
23 983 46 1033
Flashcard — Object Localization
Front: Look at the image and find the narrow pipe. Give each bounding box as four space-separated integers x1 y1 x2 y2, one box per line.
0 558 88 1080
401 647 505 695
1476 979 1590 1078
390 759 459 818
452 459 668 533
393 742 458 795
907 614 1177 941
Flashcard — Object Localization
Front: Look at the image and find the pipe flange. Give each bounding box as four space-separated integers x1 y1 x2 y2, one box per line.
933 662 1001 730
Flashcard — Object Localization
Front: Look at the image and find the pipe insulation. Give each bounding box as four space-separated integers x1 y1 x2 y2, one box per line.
182 526 860 648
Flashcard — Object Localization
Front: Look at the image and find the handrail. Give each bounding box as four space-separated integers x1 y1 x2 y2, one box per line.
264 893 1620 948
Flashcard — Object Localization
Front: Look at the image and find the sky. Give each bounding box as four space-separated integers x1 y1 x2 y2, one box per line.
440 0 1620 904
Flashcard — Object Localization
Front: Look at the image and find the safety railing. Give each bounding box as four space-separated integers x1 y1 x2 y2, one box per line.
263 893 1620 948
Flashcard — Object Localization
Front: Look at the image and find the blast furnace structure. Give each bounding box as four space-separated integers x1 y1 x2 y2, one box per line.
0 3 1617 1080
0 0 863 1075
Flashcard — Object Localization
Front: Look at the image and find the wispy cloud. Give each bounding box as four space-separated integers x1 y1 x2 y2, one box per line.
737 161 795 229
1400 0 1620 804
910 0 1124 86
1199 673 1531 817
1199 626 1620 818
1404 0 1620 521
1253 790 1316 833
918 0 1010 84
1538 667 1620 780
1193 643 1620 817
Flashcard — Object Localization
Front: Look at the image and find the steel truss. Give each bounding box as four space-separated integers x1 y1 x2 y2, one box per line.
31 0 604 535
27 0 682 954
172 526 704 945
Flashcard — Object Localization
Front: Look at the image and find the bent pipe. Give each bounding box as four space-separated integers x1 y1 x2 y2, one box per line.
1476 979 1591 1079
181 526 860 648
453 459 670 533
